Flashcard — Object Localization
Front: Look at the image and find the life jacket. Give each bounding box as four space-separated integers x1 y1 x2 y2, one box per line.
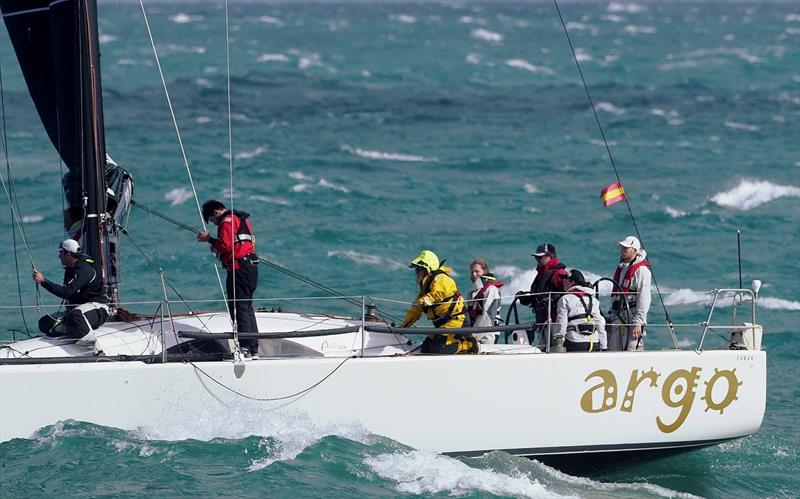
468 280 504 322
566 289 595 335
223 209 256 246
611 259 651 315
421 269 464 328
530 261 567 321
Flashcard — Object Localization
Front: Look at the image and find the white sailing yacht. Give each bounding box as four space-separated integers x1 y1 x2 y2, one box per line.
0 0 766 462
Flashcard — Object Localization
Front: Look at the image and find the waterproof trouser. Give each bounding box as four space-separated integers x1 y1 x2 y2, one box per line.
226 259 259 353
564 338 594 352
39 302 109 339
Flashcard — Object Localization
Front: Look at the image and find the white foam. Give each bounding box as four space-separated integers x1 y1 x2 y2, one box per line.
388 14 417 24
327 250 404 270
786 14 800 22
724 121 760 132
607 2 646 14
342 145 438 162
364 450 558 498
164 187 192 207
459 16 486 25
711 178 800 210
249 195 291 206
602 14 626 23
292 183 310 193
493 266 536 303
224 146 266 161
505 59 555 75
650 108 684 126
21 215 44 223
169 13 203 24
524 183 539 194
759 297 800 311
471 28 503 43
196 116 212 124
574 48 593 62
99 34 116 44
624 25 656 35
664 206 687 218
257 53 289 63
596 102 625 115
465 52 481 65
194 78 213 89
662 288 800 311
288 171 313 181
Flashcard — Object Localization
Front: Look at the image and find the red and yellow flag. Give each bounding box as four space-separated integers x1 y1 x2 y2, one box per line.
600 181 626 207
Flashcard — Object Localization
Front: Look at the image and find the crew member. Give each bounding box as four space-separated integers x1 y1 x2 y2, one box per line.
401 250 476 354
197 200 260 356
516 242 569 349
608 236 651 351
555 269 607 352
32 239 109 339
467 258 503 344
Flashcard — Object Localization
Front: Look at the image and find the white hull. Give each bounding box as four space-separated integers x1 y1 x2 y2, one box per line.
0 342 765 456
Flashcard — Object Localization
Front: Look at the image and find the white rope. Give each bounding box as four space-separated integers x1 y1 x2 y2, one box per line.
224 0 239 339
138 0 227 306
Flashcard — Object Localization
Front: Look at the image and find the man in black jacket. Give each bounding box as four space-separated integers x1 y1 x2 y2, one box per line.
32 239 109 338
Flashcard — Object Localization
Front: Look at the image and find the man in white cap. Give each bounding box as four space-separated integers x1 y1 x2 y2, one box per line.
31 239 109 338
608 236 651 351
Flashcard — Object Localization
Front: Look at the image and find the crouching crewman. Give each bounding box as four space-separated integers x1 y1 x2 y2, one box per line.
32 239 109 339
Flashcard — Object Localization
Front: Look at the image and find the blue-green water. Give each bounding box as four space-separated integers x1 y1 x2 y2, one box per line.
1 1 798 497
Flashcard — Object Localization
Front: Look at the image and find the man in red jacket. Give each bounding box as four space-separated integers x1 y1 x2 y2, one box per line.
197 199 259 356
516 242 569 350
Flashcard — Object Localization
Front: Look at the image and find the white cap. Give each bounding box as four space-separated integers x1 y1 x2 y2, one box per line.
617 236 641 251
58 239 81 254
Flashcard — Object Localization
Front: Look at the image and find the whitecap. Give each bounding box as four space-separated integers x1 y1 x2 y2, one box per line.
505 59 555 75
493 266 537 303
724 121 760 132
575 48 593 62
342 145 438 162
465 53 481 64
224 146 267 161
524 183 539 194
259 16 284 26
590 139 618 146
288 171 313 181
623 25 656 35
596 102 625 115
99 34 116 44
117 59 136 66
249 195 291 206
169 13 203 24
364 450 557 498
522 207 541 213
327 250 403 270
711 179 800 210
458 16 485 25
292 183 310 193
602 14 626 23
257 53 290 63
388 14 417 24
650 108 683 126
196 116 212 124
607 2 646 14
164 187 192 207
471 28 503 43
317 178 349 194
786 14 800 22
194 78 213 89
664 206 687 218
759 297 800 311
21 215 44 223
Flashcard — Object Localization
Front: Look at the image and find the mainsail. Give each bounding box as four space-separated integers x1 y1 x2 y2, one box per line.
1 0 130 305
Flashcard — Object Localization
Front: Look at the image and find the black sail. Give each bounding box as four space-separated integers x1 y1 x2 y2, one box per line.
1 0 111 299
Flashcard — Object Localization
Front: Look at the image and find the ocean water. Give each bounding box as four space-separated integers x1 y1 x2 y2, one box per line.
1 1 798 497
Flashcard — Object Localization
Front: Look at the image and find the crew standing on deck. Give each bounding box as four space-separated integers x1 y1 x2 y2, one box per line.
401 250 477 354
467 258 503 344
516 242 569 349
32 239 110 338
555 269 607 352
608 236 651 351
197 200 260 357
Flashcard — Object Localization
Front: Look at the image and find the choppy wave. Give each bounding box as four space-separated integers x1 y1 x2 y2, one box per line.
259 15 284 26
327 250 404 270
724 121 760 132
471 28 503 43
624 25 657 35
21 215 44 223
164 187 192 206
664 206 688 218
711 178 800 210
607 2 646 14
663 288 800 311
388 14 417 24
257 53 290 63
341 145 438 162
224 146 267 161
365 450 556 498
249 195 291 206
596 102 625 115
168 13 204 24
524 183 539 194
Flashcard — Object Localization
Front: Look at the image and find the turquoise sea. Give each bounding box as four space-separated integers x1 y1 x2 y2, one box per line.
1 1 798 497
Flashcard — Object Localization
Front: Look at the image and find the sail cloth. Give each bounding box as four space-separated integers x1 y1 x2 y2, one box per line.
0 0 107 210
600 181 627 207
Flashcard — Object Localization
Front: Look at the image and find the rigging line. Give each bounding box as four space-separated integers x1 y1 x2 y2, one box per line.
137 0 228 308
224 0 238 337
189 355 353 402
0 45 30 333
552 0 679 349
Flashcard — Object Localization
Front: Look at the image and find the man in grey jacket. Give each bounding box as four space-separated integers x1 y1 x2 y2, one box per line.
608 236 651 351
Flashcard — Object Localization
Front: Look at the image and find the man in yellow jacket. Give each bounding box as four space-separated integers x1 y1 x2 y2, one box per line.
401 250 477 354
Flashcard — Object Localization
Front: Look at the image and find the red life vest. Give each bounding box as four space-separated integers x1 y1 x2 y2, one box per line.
468 280 504 322
613 259 651 293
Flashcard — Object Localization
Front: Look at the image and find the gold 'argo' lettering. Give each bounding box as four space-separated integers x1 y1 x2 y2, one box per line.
656 367 702 433
580 369 617 413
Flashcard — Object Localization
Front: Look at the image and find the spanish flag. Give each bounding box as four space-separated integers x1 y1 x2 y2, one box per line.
600 181 626 207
